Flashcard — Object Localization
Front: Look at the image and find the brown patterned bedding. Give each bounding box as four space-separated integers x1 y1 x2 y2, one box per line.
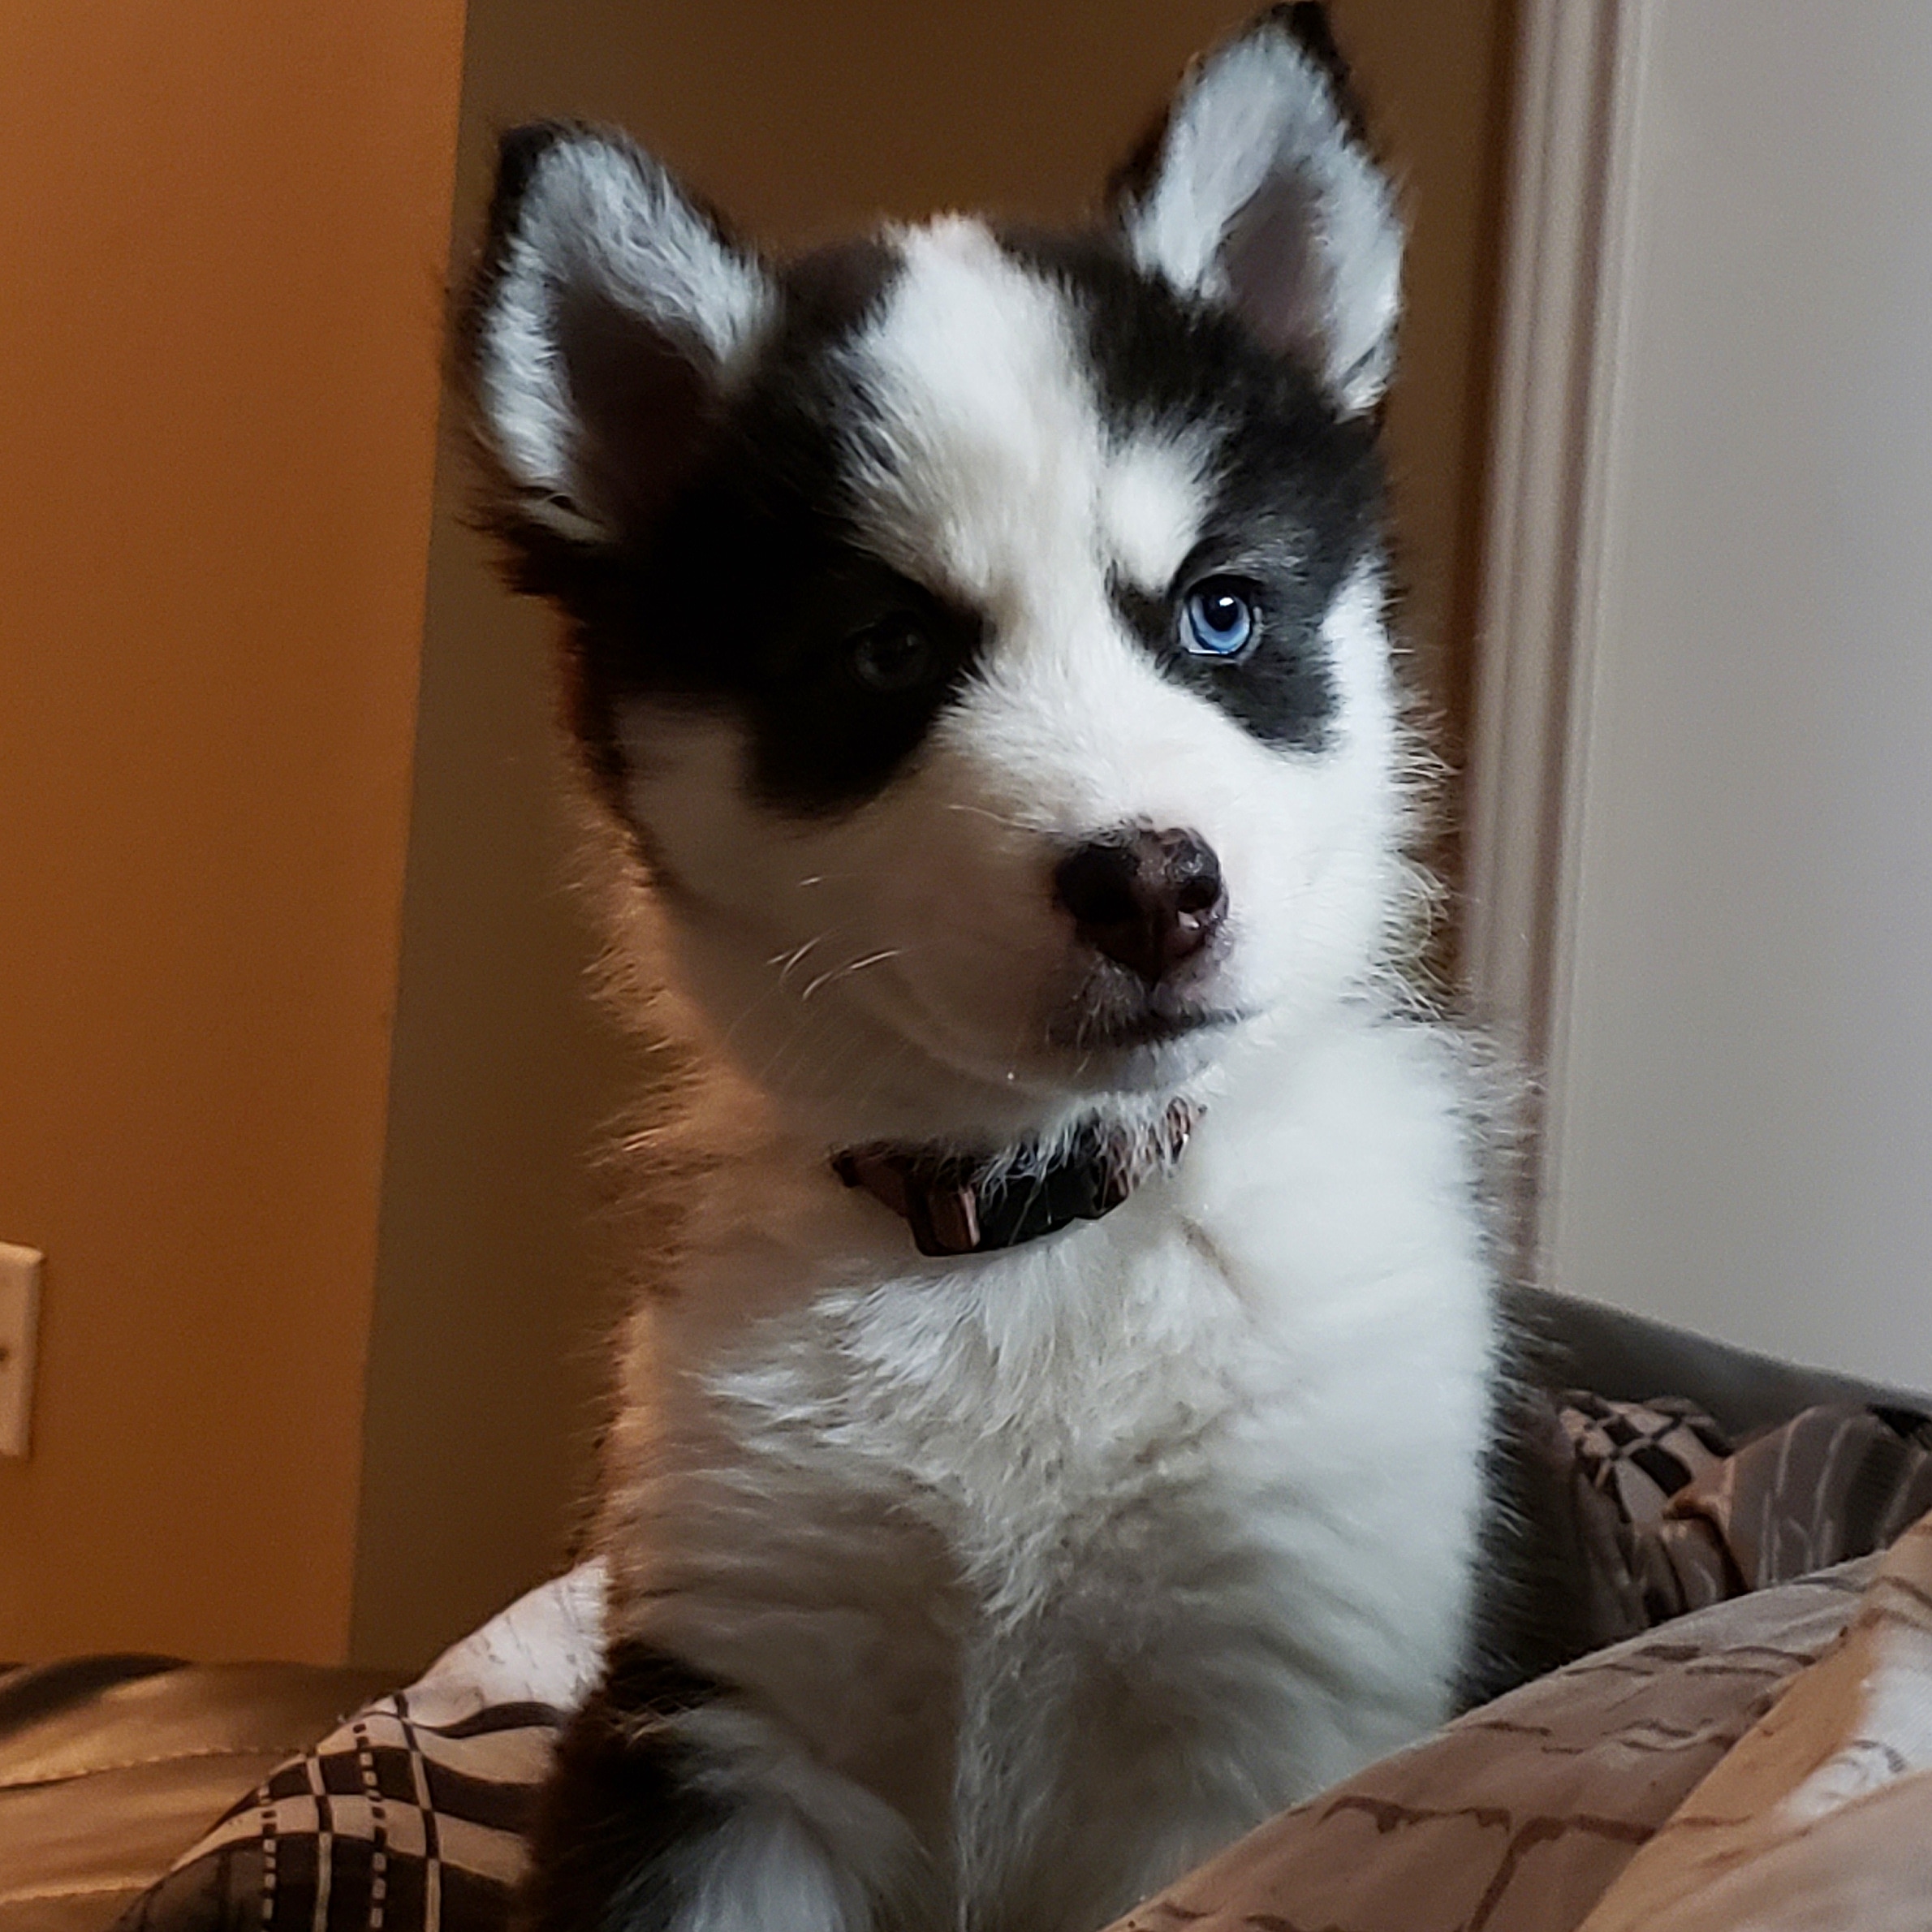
1581 1507 1932 1930
1111 1512 1932 1932
1112 1559 1873 1932
1110 1397 1932 1932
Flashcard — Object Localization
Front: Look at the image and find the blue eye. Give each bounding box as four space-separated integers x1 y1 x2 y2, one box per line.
1179 580 1257 658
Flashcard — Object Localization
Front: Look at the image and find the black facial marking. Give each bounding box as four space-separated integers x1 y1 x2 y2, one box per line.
518 1641 731 1932
481 190 1386 817
1113 574 1338 753
513 235 994 819
1002 230 1386 753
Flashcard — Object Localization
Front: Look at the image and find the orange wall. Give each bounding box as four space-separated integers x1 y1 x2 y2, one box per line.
0 0 1510 1670
0 0 467 1661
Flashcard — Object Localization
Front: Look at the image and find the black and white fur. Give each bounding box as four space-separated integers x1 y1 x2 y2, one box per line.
464 10 1503 1930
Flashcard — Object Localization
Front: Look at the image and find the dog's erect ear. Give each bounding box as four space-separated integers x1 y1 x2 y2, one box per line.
1114 5 1400 415
462 123 774 550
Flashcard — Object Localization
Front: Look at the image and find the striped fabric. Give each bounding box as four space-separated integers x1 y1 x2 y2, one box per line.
114 1562 602 1932
115 1695 554 1932
1554 1392 1932 1650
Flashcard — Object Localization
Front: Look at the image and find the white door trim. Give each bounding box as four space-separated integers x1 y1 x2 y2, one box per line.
1462 0 1650 1262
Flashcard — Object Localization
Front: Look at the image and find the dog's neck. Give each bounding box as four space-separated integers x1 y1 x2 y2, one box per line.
831 1100 1201 1257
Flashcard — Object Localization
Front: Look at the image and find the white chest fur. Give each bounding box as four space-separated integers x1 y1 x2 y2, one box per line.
598 1011 1497 1932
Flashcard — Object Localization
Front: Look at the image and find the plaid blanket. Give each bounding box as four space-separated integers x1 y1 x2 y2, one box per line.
118 1398 1932 1932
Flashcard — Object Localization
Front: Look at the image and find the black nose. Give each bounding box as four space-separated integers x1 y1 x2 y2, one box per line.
1053 829 1227 986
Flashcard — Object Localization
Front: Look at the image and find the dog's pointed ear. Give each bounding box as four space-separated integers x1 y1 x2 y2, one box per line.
461 123 775 553
1113 5 1400 415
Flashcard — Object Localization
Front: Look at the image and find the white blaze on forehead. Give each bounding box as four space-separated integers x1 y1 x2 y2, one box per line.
844 219 1207 608
1099 431 1212 593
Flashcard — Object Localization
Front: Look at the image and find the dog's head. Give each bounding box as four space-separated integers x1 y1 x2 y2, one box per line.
463 6 1416 1148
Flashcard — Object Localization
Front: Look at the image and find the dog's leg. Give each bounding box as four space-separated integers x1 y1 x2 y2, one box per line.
520 1642 923 1932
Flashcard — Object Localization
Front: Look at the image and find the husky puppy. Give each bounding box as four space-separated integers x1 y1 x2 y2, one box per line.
461 7 1501 1929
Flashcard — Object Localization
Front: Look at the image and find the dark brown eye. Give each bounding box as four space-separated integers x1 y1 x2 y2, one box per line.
847 616 939 692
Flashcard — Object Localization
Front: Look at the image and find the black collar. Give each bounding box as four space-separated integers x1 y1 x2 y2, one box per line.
833 1102 1200 1257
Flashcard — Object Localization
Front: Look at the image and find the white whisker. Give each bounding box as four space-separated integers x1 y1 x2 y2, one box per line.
944 800 1035 834
768 934 827 981
720 924 846 1050
800 947 903 1003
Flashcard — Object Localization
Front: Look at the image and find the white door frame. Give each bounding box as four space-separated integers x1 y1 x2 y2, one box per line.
1462 0 1650 1270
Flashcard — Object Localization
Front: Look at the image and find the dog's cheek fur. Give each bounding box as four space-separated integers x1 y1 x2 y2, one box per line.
613 703 1070 1145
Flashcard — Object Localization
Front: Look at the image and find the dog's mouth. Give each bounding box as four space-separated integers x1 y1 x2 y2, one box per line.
1045 997 1249 1054
796 928 1253 1108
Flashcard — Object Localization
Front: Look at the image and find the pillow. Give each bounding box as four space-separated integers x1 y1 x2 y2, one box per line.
1109 1555 1874 1932
114 1566 602 1932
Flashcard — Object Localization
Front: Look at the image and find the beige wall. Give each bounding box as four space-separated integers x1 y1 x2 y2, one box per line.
350 0 1516 1670
1541 1 1932 1389
0 1 466 1660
